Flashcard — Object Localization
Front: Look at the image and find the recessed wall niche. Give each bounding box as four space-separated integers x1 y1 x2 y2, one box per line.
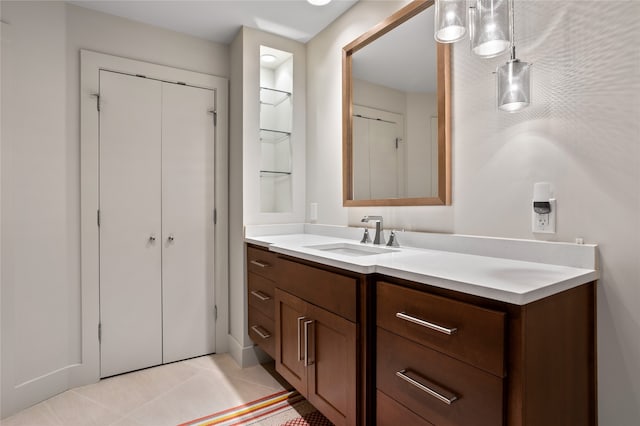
259 46 293 213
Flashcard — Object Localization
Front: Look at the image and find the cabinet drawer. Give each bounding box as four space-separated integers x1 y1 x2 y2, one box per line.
248 307 275 359
277 259 357 322
247 245 281 282
248 272 275 320
377 328 503 426
377 390 434 426
377 281 505 376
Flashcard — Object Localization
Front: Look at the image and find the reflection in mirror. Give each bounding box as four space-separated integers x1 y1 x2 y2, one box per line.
343 0 451 206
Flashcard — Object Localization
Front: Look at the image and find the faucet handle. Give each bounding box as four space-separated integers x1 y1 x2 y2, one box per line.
386 230 400 247
360 228 372 244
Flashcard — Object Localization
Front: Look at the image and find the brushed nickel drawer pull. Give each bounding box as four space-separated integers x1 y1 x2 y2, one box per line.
250 290 271 301
304 320 315 366
396 312 458 335
396 369 458 405
250 325 271 339
297 316 307 361
250 260 270 268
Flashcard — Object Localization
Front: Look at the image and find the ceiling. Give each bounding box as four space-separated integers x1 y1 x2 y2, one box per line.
68 0 359 44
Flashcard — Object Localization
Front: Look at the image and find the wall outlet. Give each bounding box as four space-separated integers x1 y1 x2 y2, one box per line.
532 199 556 233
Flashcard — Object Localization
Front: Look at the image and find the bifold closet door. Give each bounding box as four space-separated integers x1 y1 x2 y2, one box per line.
161 83 216 363
99 71 163 378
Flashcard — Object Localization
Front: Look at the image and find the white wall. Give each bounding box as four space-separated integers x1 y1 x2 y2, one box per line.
229 27 306 367
1 1 228 417
307 0 640 423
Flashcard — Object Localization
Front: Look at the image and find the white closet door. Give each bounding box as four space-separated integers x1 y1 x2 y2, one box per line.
99 71 163 378
161 83 216 363
369 120 399 199
352 115 370 200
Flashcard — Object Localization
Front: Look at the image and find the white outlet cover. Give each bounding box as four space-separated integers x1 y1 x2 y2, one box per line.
532 199 556 234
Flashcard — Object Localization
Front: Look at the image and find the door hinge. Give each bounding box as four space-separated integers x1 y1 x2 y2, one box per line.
214 305 218 320
90 93 100 111
213 209 217 225
98 323 102 342
208 109 217 126
97 209 101 227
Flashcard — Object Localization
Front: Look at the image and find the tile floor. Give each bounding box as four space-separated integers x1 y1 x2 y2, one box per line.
1 354 290 426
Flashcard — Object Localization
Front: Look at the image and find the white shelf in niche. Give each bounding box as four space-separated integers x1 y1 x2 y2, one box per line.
260 128 291 143
260 87 291 107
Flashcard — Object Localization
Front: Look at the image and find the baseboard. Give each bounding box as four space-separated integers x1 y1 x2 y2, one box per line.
227 334 271 368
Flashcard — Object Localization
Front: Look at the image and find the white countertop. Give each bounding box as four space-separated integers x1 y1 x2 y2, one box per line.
245 229 599 305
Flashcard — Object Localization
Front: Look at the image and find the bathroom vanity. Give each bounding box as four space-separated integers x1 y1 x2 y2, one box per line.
245 226 598 426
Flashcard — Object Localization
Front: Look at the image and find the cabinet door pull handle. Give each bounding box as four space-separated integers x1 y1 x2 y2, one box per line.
250 260 270 268
396 312 457 335
297 316 307 361
396 369 458 405
250 290 271 301
251 325 271 339
304 320 315 366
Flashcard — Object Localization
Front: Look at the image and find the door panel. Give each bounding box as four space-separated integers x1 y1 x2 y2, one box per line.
307 303 357 426
161 83 216 363
99 71 163 378
275 289 307 393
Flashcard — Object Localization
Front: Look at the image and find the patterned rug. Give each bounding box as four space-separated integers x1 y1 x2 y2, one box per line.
178 390 333 426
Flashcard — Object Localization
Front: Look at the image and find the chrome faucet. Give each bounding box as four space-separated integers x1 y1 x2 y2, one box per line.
361 215 385 245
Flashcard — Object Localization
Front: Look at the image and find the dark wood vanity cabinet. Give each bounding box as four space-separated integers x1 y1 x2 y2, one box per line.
276 288 357 426
246 246 281 358
246 245 363 426
246 244 596 426
376 279 597 426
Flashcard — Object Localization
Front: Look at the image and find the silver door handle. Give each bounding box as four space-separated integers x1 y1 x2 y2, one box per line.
251 325 271 339
250 260 270 268
304 320 314 366
297 316 307 361
250 290 271 301
396 312 457 335
396 369 458 405
168 234 175 242
149 235 157 242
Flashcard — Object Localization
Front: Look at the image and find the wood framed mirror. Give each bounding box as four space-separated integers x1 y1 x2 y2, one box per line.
342 0 451 207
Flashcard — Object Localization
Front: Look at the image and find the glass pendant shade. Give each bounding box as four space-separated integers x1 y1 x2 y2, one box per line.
470 0 511 58
434 0 467 43
496 59 531 112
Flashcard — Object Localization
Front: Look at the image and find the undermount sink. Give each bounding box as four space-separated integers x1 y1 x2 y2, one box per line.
305 242 399 257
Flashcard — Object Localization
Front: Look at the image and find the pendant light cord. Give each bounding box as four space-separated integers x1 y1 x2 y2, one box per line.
510 0 516 60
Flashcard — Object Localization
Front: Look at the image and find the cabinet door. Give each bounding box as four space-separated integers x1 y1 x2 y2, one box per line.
275 289 308 393
161 82 216 363
306 302 357 426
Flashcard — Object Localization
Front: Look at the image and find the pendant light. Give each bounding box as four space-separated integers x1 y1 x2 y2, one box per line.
496 0 531 112
469 0 511 58
434 0 467 43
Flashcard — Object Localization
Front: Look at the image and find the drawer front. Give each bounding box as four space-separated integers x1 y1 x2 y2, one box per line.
377 329 504 426
377 390 434 426
247 245 281 282
277 258 357 322
248 272 276 319
248 307 275 359
377 281 505 376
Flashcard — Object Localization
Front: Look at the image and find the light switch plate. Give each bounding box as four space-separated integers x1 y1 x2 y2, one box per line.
532 199 556 233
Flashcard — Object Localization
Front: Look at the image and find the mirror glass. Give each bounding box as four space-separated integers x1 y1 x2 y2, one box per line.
343 0 451 206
